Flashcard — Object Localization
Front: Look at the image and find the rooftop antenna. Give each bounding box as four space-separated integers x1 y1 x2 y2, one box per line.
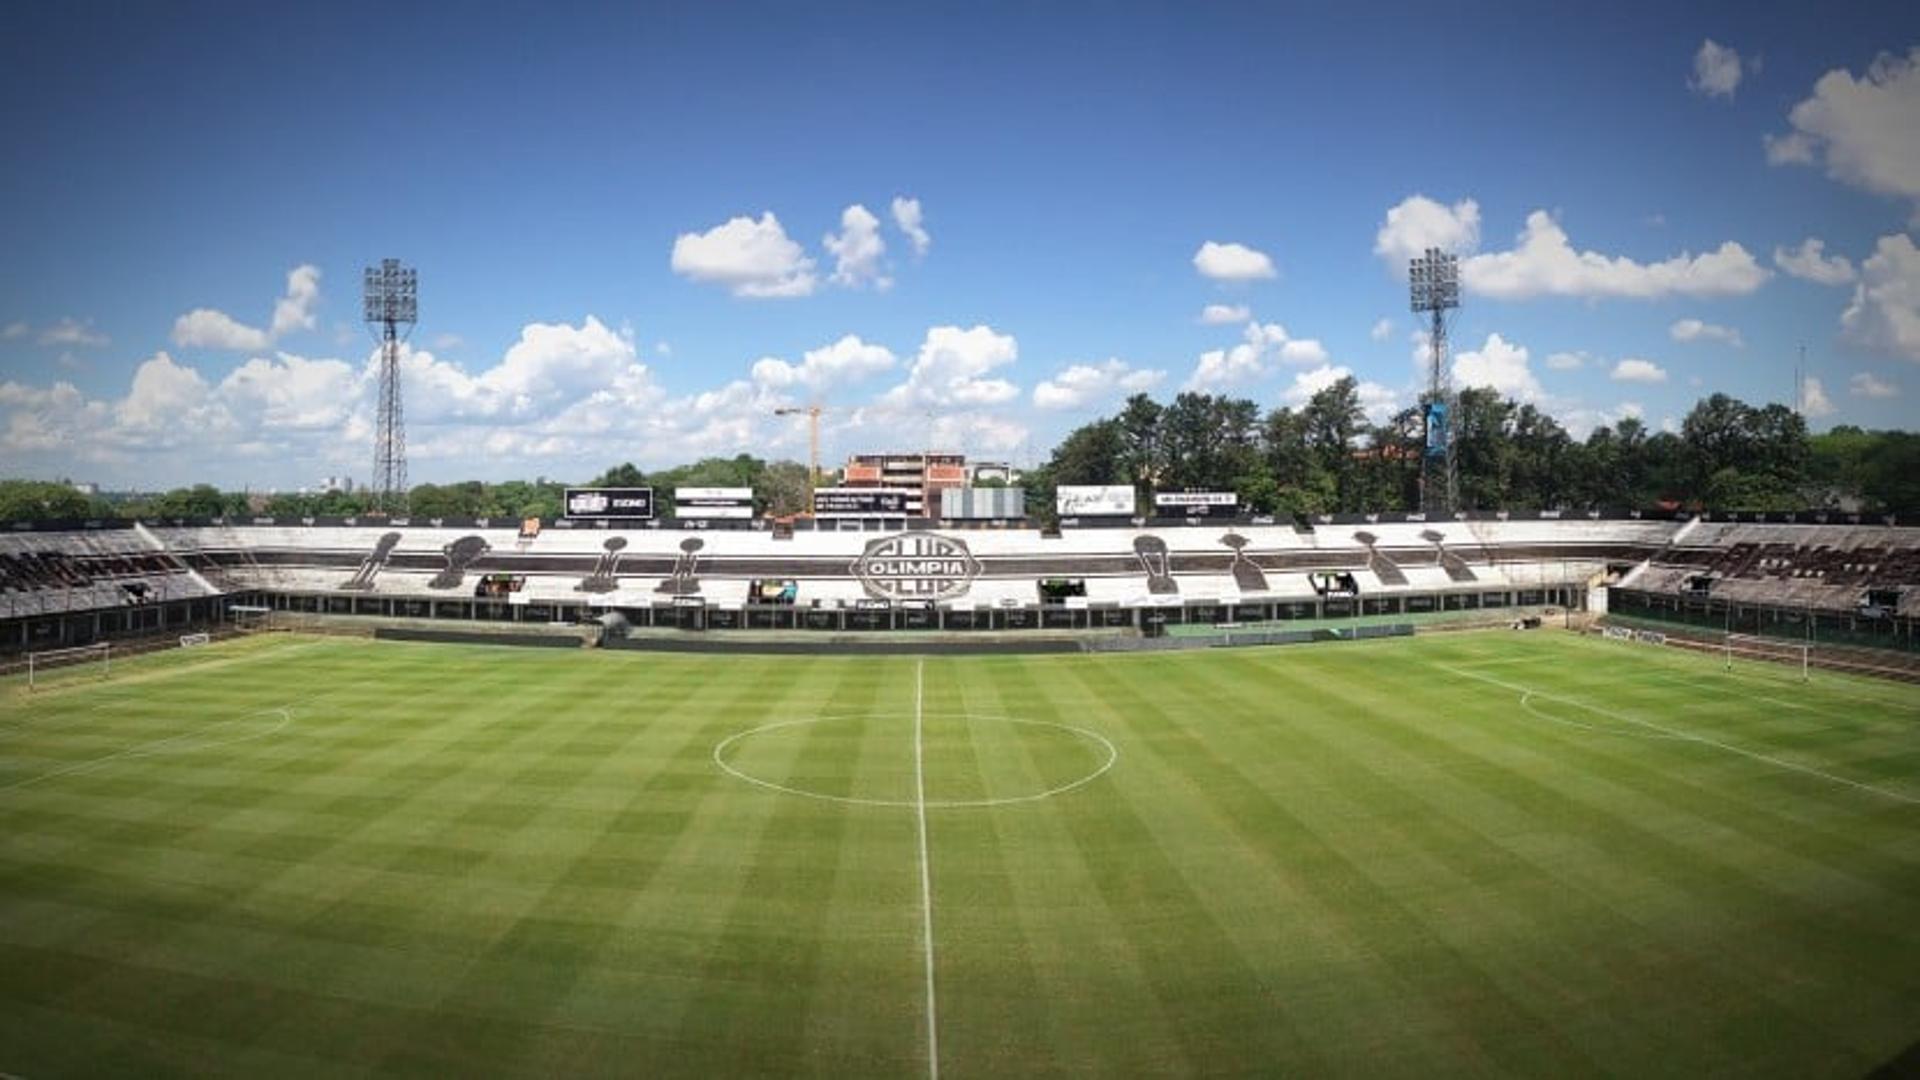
364 258 418 514
1794 343 1806 416
1410 247 1461 514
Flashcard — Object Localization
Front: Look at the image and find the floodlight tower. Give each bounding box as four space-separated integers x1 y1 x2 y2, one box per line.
1409 247 1460 515
364 259 417 514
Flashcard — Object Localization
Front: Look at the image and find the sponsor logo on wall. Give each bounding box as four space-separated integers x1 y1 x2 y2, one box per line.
1056 485 1135 516
815 487 915 518
850 532 981 602
564 487 655 520
1154 491 1237 517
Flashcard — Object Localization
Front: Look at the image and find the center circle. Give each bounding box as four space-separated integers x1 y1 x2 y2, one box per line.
713 711 1117 809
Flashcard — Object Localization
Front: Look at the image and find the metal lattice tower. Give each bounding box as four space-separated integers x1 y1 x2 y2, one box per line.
364 259 417 513
1409 247 1460 515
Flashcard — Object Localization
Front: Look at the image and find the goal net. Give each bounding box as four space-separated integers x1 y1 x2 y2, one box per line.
229 605 279 633
27 642 111 690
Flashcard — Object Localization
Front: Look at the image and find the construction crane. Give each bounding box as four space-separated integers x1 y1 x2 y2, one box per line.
773 405 826 513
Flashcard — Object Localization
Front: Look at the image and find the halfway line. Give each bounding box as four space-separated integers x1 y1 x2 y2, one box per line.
913 659 940 1080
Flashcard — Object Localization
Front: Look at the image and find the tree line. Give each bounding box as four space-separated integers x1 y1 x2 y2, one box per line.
1028 381 1920 518
1 388 1915 523
0 455 817 523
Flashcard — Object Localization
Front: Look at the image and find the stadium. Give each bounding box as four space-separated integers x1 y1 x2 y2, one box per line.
6 4 1920 1077
3 499 1917 1075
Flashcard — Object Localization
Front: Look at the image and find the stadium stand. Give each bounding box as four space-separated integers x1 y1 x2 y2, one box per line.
4 512 1913 654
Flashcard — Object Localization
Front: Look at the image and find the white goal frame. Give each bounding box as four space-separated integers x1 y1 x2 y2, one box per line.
1725 632 1811 682
26 642 111 690
229 605 277 633
179 631 212 648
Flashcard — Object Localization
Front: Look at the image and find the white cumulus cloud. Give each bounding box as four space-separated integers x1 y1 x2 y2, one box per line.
1200 304 1250 325
1559 401 1646 441
269 265 322 338
1185 321 1328 391
0 314 886 484
1765 47 1920 218
170 308 272 352
1850 371 1899 398
1611 358 1670 383
1374 195 1482 270
1370 317 1394 342
1669 318 1745 347
1774 237 1857 285
824 204 890 289
1689 39 1747 99
751 334 897 391
1799 376 1836 418
170 264 323 351
670 212 817 298
1841 232 1920 362
1452 332 1543 401
36 317 110 348
890 196 930 257
218 353 360 431
1193 241 1276 281
1461 211 1768 300
1545 351 1588 371
1033 359 1165 410
881 325 1021 407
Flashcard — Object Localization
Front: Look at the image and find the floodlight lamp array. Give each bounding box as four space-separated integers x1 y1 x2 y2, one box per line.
363 259 418 326
1407 248 1460 314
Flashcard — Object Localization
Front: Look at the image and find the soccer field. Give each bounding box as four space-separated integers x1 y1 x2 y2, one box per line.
1 631 1916 1078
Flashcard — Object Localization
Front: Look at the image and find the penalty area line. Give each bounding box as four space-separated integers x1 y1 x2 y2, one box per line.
1438 663 1920 806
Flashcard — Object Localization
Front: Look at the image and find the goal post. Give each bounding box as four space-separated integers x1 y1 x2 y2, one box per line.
26 642 111 690
228 604 277 633
1726 633 1811 683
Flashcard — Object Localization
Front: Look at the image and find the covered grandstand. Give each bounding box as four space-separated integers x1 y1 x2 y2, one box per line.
4 509 1913 655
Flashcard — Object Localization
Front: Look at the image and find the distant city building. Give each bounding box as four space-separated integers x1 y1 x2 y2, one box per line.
320 476 354 493
940 485 1026 520
70 481 98 496
967 460 1019 485
841 451 967 516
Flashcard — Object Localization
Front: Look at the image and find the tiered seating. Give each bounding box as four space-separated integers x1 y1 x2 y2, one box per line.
0 529 217 617
1634 521 1920 615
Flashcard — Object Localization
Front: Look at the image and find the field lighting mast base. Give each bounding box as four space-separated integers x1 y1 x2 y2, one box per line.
365 259 418 514
1410 247 1460 516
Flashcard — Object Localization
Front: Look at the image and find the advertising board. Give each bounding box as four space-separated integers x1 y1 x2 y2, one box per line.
674 486 754 519
563 487 655 520
814 487 914 518
1055 485 1135 516
1153 491 1238 516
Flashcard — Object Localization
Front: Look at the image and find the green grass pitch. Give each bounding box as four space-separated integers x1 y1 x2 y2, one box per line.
2 631 1917 1077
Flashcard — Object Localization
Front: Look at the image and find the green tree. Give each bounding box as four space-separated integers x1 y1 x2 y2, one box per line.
139 484 238 518
1301 376 1367 509
591 462 647 487
756 460 812 516
1858 432 1920 517
1261 406 1332 515
0 480 101 522
1045 419 1128 486
1115 393 1165 493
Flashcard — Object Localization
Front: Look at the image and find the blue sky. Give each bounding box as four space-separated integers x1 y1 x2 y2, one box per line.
2 1 1917 490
